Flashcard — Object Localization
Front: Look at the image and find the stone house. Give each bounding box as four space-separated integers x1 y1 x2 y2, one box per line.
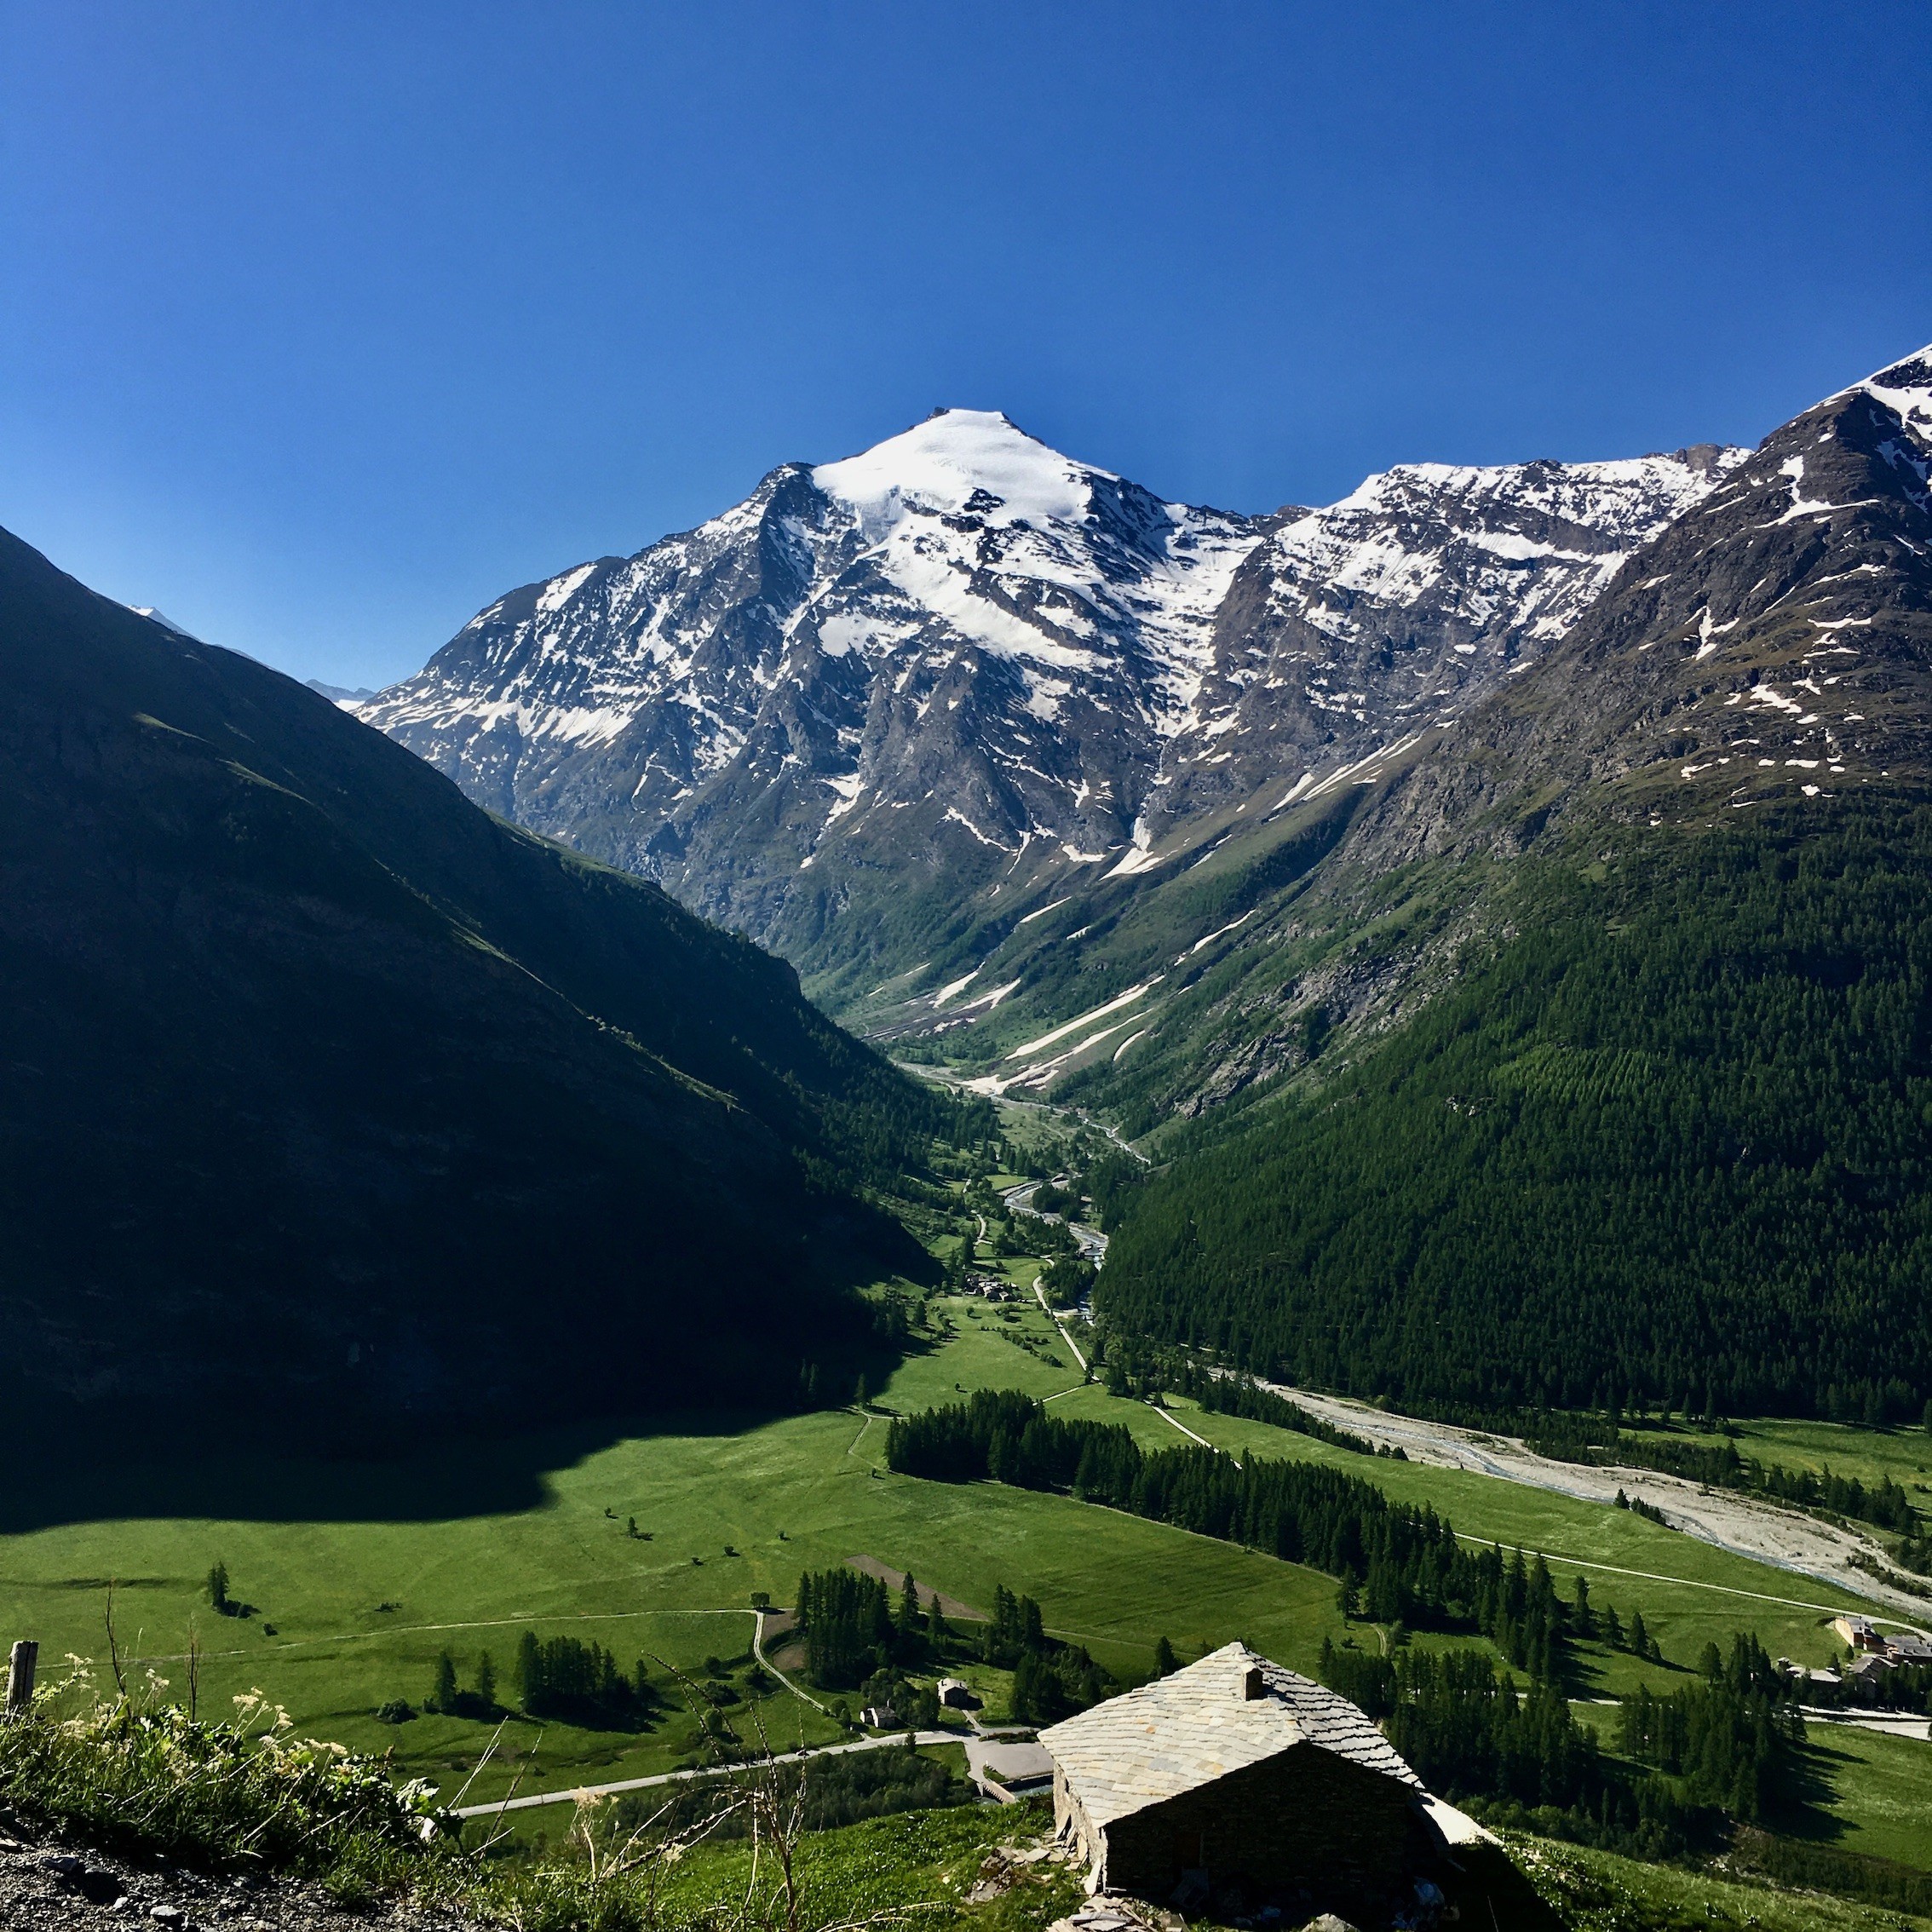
1040 1643 1441 1916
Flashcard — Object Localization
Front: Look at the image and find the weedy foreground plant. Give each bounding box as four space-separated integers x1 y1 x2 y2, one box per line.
0 1653 966 1932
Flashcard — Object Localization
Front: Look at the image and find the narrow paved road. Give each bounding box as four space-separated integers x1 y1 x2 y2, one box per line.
1148 1402 1239 1465
453 1728 962 1818
751 1607 825 1714
1032 1274 1089 1372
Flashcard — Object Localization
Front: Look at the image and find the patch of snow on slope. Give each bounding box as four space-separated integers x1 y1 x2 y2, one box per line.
1844 342 1932 439
1018 896 1072 925
1181 910 1255 960
537 563 598 615
824 769 866 822
930 969 980 1007
1008 980 1161 1061
943 806 1010 850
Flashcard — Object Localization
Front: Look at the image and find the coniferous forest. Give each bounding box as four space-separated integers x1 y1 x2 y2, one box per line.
1098 807 1932 1419
888 1389 1828 1860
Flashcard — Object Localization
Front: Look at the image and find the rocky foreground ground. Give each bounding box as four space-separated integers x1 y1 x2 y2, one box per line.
0 1814 469 1932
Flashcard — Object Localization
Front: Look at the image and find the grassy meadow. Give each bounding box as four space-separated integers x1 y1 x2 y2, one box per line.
1678 1415 1932 1504
3 1276 1927 1876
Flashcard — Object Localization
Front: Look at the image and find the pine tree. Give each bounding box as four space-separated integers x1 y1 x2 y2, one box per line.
517 1631 543 1710
898 1573 921 1636
207 1561 230 1613
1021 1594 1045 1653
475 1652 497 1710
1629 1610 1650 1659
1154 1636 1180 1677
429 1652 458 1714
1571 1574 1594 1638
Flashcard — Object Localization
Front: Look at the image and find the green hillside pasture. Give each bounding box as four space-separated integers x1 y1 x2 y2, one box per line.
649 1796 1932 1932
906 1294 1083 1400
4 1304 1924 1863
1045 1383 1932 1872
1788 1726 1932 1875
1514 1830 1932 1932
0 1397 1339 1811
658 1797 1080 1932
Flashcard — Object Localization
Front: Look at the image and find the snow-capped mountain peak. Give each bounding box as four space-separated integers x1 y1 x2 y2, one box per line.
813 407 1094 528
1136 442 1746 837
359 407 1751 974
357 411 1267 913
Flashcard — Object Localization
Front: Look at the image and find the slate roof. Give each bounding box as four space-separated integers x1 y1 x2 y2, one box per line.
1039 1642 1421 1829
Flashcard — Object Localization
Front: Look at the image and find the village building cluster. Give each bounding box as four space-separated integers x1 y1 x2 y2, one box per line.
1823 1614 1932 1682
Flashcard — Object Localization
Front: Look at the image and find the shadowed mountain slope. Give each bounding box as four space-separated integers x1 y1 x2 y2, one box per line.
0 526 940 1446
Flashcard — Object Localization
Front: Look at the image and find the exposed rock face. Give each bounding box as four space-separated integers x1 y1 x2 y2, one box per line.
1084 345 1932 1126
1145 447 1745 835
355 348 1932 1120
1346 346 1932 860
359 411 1263 946
359 410 1739 983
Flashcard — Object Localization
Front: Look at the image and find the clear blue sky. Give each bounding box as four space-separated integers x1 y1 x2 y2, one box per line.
3 3 1929 689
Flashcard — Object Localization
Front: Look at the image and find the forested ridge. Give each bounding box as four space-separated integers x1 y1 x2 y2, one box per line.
1098 802 1932 1417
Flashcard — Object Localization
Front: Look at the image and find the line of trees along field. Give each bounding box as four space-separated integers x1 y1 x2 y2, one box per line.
792 1564 1111 1723
1587 1429 1920 1532
884 1390 1668 1685
883 1388 1932 1876
1318 1632 1803 1859
884 1389 1827 1864
1095 808 1932 1422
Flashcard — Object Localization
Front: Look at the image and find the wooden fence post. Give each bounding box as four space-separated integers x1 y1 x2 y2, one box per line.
6 1639 37 1715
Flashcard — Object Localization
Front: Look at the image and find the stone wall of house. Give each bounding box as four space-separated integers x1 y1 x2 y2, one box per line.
1052 1764 1103 1882
1098 1745 1413 1906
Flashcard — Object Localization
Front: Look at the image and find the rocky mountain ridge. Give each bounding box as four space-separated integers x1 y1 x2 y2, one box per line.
1027 343 1932 1127
359 408 1743 1005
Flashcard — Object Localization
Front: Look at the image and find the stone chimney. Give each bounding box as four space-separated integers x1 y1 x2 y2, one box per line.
1241 1665 1266 1699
